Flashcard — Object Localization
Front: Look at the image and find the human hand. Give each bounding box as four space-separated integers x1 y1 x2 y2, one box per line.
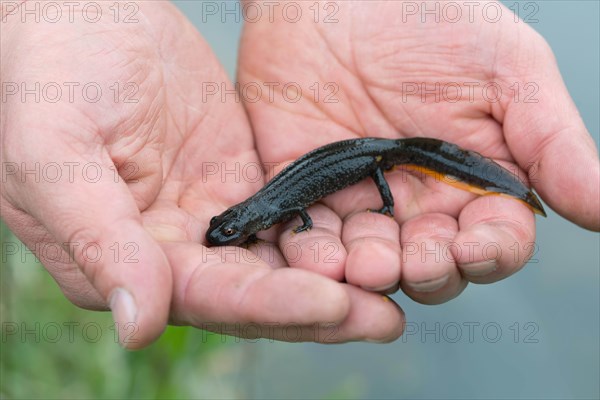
237 0 600 304
0 2 404 348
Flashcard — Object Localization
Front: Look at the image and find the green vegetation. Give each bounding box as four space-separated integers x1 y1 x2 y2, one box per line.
0 222 237 399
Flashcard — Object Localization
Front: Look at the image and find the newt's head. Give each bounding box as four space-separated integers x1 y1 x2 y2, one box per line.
205 203 261 246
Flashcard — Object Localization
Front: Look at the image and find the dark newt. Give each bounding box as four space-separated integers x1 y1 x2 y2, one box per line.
206 137 546 246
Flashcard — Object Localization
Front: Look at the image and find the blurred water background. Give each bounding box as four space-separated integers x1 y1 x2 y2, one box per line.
1 1 598 399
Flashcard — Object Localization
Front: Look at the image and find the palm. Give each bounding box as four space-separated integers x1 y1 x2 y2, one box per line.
1 2 256 337
4 1 595 347
2 3 403 345
238 1 548 303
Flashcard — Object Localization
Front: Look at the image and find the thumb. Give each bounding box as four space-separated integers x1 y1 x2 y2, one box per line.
13 146 172 348
503 35 600 231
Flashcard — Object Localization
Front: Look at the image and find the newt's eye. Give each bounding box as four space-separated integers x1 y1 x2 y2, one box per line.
223 228 236 236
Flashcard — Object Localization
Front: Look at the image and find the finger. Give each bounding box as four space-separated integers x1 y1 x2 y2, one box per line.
246 240 289 269
400 213 467 304
332 284 405 343
165 242 405 343
453 194 537 284
502 33 600 230
165 242 349 328
342 210 401 293
278 204 347 281
13 151 172 349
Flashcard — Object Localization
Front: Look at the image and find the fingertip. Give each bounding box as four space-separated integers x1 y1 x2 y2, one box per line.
278 204 347 281
340 285 405 343
454 223 528 284
398 213 465 304
368 295 406 343
534 138 600 230
80 220 173 349
109 236 172 349
401 277 468 306
342 211 401 291
501 32 600 231
109 287 165 349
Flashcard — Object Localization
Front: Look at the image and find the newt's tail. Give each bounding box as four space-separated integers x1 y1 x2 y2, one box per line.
396 138 547 217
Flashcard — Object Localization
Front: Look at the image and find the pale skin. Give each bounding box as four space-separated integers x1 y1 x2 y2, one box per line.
1 1 598 348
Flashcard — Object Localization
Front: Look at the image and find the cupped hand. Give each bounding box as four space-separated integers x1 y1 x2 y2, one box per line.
238 0 600 304
0 2 403 348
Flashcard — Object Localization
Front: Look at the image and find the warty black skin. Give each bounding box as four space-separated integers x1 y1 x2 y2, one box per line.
206 137 546 246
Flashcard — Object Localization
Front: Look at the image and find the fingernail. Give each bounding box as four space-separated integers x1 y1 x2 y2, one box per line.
109 288 138 347
365 338 388 344
460 260 497 277
361 281 399 292
404 275 449 292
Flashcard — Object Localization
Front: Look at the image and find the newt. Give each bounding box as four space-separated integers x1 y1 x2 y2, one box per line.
206 137 546 246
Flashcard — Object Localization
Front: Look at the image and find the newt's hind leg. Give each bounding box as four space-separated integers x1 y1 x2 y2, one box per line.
369 167 395 217
293 209 313 233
